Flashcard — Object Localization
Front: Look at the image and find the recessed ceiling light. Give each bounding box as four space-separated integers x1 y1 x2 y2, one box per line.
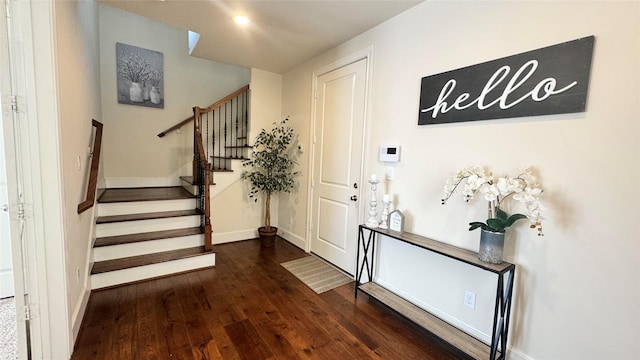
233 14 250 25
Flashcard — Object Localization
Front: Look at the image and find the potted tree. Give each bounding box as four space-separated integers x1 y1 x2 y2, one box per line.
241 118 300 247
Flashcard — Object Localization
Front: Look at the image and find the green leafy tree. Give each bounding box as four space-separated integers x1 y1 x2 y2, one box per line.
241 118 300 231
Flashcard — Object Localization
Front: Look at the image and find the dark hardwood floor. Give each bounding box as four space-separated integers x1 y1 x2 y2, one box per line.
72 238 469 360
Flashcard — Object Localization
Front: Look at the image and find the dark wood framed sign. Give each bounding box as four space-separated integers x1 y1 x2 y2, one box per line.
418 36 594 125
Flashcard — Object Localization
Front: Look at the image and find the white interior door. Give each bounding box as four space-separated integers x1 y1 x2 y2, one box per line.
1 1 33 357
0 109 13 299
310 58 368 275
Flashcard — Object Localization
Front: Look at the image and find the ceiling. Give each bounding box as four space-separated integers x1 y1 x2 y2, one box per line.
99 0 424 74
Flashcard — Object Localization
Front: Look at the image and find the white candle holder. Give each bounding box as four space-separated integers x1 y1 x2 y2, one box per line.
366 179 380 227
379 197 391 230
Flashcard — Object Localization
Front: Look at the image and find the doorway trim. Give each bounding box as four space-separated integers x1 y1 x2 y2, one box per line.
2 0 71 358
305 45 375 254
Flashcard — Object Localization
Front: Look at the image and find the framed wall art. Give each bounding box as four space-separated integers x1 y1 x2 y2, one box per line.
116 42 164 108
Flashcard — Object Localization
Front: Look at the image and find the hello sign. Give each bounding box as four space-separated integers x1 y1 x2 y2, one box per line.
418 36 595 125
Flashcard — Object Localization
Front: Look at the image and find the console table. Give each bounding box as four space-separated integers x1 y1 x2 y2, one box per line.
355 225 516 360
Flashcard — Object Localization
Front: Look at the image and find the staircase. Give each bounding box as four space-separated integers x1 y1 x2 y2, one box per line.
90 186 216 289
88 85 251 289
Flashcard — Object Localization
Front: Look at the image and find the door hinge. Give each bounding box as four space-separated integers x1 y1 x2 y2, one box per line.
6 95 24 113
11 95 18 112
22 303 38 321
14 202 32 220
17 202 25 219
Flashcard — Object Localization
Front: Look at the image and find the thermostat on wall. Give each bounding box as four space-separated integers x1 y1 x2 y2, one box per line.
380 145 400 162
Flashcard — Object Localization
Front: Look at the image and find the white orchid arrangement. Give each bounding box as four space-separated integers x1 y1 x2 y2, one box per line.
441 166 544 236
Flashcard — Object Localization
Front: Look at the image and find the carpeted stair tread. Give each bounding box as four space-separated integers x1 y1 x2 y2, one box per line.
98 186 194 203
96 209 200 224
94 227 203 247
91 246 215 274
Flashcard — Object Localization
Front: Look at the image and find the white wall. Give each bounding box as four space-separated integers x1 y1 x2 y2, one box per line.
282 1 640 359
204 68 286 243
54 0 102 346
99 4 250 181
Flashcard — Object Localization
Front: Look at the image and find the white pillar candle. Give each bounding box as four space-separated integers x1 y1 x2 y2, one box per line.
370 174 378 181
383 194 390 202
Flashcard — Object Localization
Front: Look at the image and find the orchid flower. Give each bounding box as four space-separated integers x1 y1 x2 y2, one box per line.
441 167 544 235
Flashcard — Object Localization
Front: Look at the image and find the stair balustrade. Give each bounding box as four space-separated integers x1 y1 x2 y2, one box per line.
193 84 250 172
193 127 212 251
158 84 251 252
193 84 250 251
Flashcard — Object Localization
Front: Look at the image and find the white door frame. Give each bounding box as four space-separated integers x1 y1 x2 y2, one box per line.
305 46 374 254
2 0 70 358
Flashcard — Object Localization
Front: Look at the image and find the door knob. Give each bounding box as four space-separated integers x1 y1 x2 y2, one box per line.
350 195 358 201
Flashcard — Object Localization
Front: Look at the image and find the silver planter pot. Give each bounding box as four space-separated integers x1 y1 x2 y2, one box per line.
478 228 505 264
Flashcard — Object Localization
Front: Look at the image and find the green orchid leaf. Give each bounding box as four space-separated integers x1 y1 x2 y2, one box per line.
505 213 527 227
486 218 506 231
468 222 487 231
496 208 508 220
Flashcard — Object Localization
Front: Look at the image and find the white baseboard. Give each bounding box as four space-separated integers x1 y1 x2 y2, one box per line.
374 278 491 345
212 229 258 244
210 228 306 249
277 228 306 250
508 348 535 360
70 286 90 344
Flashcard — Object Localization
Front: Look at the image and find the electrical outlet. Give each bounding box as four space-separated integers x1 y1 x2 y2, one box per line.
464 290 476 309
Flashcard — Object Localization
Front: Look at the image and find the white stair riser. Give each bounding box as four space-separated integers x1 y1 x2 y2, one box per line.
90 253 216 290
93 234 204 262
97 199 196 217
180 178 197 196
96 216 200 237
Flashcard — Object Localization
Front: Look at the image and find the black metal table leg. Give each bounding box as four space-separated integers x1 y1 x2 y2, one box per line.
490 265 515 360
355 225 375 298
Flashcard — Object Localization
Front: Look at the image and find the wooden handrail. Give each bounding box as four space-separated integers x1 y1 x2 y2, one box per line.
157 115 194 138
201 84 250 113
77 120 103 214
157 84 250 138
